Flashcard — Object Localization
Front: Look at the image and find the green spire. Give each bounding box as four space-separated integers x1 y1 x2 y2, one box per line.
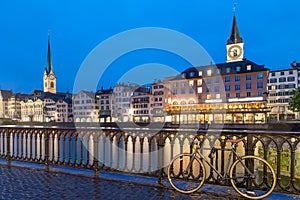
45 32 53 75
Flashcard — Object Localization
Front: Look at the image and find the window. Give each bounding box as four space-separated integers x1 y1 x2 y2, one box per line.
190 72 195 77
246 83 252 90
206 94 211 100
182 73 186 78
173 89 177 95
206 85 211 92
247 92 251 97
205 78 211 84
207 69 212 76
189 80 194 86
257 82 263 89
281 71 285 76
50 82 54 88
189 88 194 94
198 71 203 76
246 74 252 81
287 77 295 82
289 70 293 75
247 64 252 70
225 85 230 92
197 79 202 86
236 66 241 72
225 76 230 83
226 67 231 73
258 91 263 96
197 87 202 94
214 86 220 92
235 85 240 91
181 88 185 94
236 93 240 98
270 78 277 83
271 85 276 90
279 77 286 82
279 85 285 89
226 93 230 98
235 76 240 82
216 94 221 99
257 73 263 80
214 77 220 83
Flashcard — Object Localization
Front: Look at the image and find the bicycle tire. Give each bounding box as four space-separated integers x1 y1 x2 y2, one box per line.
167 153 206 194
229 155 276 199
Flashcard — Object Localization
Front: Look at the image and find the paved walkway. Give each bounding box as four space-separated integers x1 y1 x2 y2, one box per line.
0 161 299 200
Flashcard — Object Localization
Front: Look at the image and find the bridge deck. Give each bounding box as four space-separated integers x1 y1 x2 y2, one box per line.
0 163 298 200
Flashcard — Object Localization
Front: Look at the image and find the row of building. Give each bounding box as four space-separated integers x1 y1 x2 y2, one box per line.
0 13 299 124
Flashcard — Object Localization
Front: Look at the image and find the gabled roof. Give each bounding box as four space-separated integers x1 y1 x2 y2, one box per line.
76 90 95 99
0 90 13 101
96 88 113 95
227 13 243 45
171 59 269 80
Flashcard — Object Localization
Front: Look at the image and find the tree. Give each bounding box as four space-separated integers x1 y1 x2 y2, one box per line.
288 87 300 112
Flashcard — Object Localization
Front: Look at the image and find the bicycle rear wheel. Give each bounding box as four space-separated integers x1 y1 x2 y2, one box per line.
229 155 276 199
167 153 206 194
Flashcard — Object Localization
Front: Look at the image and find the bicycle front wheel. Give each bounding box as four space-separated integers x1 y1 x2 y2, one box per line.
167 153 206 194
229 155 276 199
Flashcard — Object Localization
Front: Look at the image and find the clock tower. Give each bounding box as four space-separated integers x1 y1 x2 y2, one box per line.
43 34 57 94
226 12 244 63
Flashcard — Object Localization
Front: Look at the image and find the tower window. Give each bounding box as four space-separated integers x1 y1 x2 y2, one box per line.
51 82 54 88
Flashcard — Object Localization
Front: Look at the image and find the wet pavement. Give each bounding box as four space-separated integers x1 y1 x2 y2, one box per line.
0 163 299 200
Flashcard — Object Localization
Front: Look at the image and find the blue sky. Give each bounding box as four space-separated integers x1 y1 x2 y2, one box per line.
0 1 300 93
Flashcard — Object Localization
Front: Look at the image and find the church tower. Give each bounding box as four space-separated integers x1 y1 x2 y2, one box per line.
43 34 57 94
226 10 244 63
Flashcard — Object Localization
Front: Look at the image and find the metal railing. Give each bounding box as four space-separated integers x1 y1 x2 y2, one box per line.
0 125 299 194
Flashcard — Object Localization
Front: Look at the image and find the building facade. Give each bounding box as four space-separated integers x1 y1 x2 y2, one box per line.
73 90 98 122
96 88 114 123
163 12 270 125
267 63 300 121
130 86 152 123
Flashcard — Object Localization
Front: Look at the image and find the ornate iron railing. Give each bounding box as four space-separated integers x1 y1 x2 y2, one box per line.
0 125 299 194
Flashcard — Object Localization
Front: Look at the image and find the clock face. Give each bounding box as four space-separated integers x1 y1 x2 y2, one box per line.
228 45 242 59
49 74 55 80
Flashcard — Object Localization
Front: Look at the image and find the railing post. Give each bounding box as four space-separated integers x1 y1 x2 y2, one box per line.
45 130 50 172
6 128 11 166
246 134 254 191
157 132 165 185
93 133 99 178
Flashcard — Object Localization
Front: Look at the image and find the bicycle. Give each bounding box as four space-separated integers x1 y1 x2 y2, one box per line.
167 138 276 199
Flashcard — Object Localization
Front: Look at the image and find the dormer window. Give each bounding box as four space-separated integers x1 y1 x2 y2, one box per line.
236 65 241 72
198 71 203 76
207 69 212 76
226 67 231 73
247 64 252 71
190 71 195 77
182 73 186 78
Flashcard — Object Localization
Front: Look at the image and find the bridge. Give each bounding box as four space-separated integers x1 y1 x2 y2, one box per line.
0 125 299 199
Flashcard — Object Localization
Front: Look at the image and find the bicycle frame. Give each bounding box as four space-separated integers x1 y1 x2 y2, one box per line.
189 142 254 181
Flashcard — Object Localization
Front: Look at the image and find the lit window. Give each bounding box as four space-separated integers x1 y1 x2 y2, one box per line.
216 94 221 99
197 79 202 86
271 85 276 90
207 69 212 76
247 65 252 70
198 71 203 76
189 80 194 86
197 87 202 94
207 94 211 100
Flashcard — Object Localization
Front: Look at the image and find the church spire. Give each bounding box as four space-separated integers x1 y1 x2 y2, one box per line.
226 10 243 45
45 32 53 75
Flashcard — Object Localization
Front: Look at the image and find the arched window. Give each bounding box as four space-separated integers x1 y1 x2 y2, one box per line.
172 101 178 105
50 82 54 88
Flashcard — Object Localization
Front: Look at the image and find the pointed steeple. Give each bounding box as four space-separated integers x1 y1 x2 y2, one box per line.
226 11 243 45
45 33 53 75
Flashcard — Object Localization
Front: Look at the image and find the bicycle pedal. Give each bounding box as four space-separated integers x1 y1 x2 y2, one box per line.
246 191 256 196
